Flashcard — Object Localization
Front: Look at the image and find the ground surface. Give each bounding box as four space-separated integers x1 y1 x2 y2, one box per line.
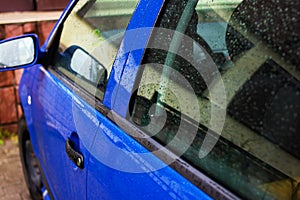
0 139 30 200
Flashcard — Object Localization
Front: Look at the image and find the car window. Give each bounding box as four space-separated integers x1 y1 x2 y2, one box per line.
128 0 300 199
54 0 138 100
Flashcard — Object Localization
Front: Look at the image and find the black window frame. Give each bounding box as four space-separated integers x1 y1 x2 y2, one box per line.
126 0 300 199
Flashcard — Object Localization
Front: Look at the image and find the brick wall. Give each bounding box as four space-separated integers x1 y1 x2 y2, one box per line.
0 21 56 134
0 0 69 12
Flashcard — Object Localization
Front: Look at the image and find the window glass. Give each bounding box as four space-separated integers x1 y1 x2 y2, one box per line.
129 0 300 199
54 0 138 100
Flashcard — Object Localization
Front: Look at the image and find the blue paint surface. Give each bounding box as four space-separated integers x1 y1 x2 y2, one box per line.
15 0 213 199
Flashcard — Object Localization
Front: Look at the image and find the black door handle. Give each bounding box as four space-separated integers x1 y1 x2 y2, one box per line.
65 139 84 169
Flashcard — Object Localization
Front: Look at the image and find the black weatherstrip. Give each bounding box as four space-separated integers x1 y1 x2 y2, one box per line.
51 68 239 200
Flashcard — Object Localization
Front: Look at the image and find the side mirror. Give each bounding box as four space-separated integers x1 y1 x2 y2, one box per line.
70 47 107 87
0 34 39 71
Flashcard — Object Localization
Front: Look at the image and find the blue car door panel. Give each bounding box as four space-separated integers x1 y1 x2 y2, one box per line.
5 0 298 199
87 112 212 200
27 66 99 199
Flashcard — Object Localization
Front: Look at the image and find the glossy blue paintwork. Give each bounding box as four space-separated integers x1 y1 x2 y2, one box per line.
21 65 97 199
88 115 212 199
112 0 165 117
88 0 210 199
16 0 214 199
103 0 162 110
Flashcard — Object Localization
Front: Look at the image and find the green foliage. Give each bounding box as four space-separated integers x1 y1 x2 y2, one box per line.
93 29 105 41
0 127 16 145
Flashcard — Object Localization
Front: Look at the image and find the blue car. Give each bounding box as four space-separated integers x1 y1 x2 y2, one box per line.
0 0 299 199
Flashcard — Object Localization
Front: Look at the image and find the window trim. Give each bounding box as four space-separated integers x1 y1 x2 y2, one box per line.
122 0 300 199
50 67 239 199
109 110 240 200
49 68 110 115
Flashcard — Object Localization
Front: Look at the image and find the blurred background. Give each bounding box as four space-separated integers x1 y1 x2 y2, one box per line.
0 0 68 142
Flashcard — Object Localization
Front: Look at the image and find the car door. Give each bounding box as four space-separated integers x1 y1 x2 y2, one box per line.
88 0 300 199
29 65 98 199
24 0 132 198
27 2 99 200
32 0 149 199
86 0 232 199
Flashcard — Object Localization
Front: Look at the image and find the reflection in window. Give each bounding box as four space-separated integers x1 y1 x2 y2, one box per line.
55 0 138 100
129 0 300 199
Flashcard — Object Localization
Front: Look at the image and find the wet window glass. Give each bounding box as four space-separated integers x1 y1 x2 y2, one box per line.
129 0 300 199
54 0 138 100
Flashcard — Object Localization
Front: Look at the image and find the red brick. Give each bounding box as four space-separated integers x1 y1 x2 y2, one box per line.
36 0 68 11
0 71 14 87
5 24 23 39
0 25 5 40
0 87 17 124
1 124 18 135
14 69 23 85
0 0 34 12
17 104 23 119
23 23 36 34
15 86 20 104
38 21 56 44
